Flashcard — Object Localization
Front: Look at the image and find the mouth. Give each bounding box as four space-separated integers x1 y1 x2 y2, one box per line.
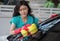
22 13 27 15
21 14 27 16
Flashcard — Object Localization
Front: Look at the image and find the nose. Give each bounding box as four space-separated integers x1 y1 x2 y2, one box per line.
21 10 25 13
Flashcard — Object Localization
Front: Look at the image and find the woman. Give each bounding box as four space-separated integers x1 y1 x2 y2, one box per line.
10 1 41 41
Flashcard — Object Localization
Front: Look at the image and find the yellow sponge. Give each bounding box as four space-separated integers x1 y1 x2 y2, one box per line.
21 30 28 37
28 23 38 34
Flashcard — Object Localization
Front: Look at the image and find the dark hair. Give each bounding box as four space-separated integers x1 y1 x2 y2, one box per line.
13 1 33 17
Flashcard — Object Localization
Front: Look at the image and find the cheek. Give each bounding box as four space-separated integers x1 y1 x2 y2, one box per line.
25 9 28 14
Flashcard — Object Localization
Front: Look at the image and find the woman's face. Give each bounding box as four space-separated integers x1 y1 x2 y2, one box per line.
19 5 28 18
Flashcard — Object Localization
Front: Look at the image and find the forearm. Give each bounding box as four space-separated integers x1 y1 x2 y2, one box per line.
10 23 16 35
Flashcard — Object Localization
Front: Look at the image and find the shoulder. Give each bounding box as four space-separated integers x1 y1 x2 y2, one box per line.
29 15 39 23
10 16 20 24
28 15 38 20
11 16 20 20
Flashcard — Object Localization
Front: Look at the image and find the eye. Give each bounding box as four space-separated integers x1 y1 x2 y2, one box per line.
23 8 27 10
19 9 22 11
19 8 27 11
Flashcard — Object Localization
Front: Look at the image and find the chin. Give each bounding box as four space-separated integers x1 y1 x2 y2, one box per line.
22 15 27 18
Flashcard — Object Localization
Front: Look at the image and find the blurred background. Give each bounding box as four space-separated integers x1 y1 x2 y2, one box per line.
0 0 60 41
